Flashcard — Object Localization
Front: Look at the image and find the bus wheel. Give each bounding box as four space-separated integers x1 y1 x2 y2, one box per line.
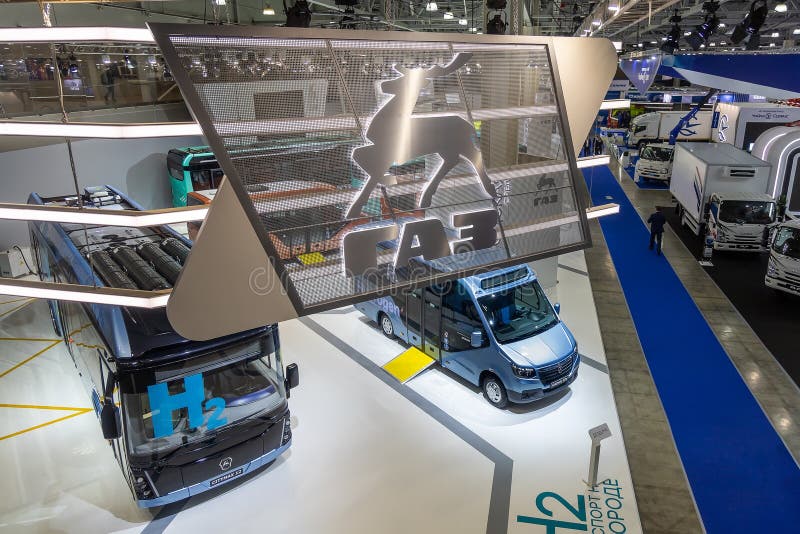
482 374 508 409
379 313 395 338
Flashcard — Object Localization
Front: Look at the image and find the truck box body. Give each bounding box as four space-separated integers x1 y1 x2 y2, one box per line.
670 143 772 235
712 102 800 151
628 111 713 148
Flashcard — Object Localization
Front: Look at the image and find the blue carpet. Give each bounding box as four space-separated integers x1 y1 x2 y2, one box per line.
584 166 800 533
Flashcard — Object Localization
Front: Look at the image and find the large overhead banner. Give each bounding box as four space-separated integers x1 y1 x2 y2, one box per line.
150 25 616 340
619 55 661 95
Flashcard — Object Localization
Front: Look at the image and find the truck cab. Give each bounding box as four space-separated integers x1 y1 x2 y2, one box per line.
634 143 674 183
707 192 777 252
765 219 800 296
628 112 659 149
355 265 579 408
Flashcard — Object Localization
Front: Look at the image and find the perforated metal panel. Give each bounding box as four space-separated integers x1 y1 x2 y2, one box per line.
152 25 591 314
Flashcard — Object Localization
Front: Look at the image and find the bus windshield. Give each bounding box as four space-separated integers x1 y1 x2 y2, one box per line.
719 200 776 224
477 280 557 344
773 226 800 259
122 333 285 457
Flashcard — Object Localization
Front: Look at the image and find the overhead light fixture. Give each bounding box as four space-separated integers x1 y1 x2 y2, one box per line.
214 0 226 5
0 121 202 138
425 1 438 11
459 18 468 25
771 31 780 37
0 203 206 226
487 13 507 34
286 0 312 27
684 31 692 36
775 2 788 12
687 0 721 51
444 7 454 19
262 2 276 15
585 202 620 218
0 279 170 309
608 2 620 12
732 0 768 49
794 28 800 35
469 27 478 32
592 19 602 26
0 27 155 43
661 13 683 55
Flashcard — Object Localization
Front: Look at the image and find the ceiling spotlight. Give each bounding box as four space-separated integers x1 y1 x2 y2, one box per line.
459 18 468 25
214 0 226 5
425 1 438 11
686 0 721 51
608 2 620 12
718 23 726 28
592 19 602 26
771 31 780 37
684 31 692 36
469 27 478 32
262 2 276 15
794 28 800 35
731 1 768 48
487 13 506 34
443 7 454 19
775 2 788 12
285 0 312 27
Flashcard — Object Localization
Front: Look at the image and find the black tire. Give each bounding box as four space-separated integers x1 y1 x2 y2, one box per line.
482 374 509 409
378 312 395 338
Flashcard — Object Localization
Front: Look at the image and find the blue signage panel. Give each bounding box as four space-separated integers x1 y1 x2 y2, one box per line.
619 55 662 95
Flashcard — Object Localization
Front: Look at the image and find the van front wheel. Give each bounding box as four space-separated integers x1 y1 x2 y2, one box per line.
482 374 509 408
379 312 395 338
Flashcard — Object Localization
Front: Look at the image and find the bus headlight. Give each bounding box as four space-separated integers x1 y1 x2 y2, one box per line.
281 414 292 445
511 363 536 379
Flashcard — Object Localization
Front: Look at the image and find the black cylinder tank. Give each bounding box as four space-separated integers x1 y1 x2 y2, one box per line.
160 237 191 265
136 242 183 285
109 246 171 290
87 250 138 290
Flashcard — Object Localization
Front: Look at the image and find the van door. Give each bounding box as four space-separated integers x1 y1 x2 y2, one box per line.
440 283 490 384
403 289 424 348
421 289 442 361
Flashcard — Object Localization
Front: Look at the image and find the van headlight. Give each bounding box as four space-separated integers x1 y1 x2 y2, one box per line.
511 364 536 379
767 258 778 277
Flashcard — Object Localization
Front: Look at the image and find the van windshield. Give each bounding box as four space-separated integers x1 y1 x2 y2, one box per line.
640 146 673 161
477 280 557 344
773 226 800 259
719 200 776 224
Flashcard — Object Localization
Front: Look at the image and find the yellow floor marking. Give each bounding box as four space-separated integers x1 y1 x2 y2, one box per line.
0 297 33 306
0 340 61 379
0 403 91 411
0 299 35 319
0 337 61 343
297 252 325 265
0 408 92 441
382 346 436 383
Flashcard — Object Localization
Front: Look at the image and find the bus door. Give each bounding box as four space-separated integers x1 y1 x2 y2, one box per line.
422 289 442 361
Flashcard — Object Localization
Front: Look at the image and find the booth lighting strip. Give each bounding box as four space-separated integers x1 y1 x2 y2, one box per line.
600 99 631 110
0 122 202 139
0 27 155 43
0 204 618 307
0 278 169 308
576 155 611 168
0 203 208 226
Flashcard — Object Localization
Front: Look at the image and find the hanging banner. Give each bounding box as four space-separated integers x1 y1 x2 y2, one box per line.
619 55 662 95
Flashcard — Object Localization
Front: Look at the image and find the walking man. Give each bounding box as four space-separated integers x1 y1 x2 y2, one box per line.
648 207 666 255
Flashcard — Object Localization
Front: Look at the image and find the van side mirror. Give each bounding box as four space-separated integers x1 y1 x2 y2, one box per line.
285 363 299 397
471 330 484 348
100 403 121 440
554 303 561 315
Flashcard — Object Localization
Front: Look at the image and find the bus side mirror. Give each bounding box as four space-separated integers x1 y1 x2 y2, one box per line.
285 363 299 395
554 303 561 315
100 403 121 440
471 330 484 348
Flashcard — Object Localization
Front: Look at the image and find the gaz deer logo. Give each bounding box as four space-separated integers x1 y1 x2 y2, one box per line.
342 53 501 278
346 52 496 219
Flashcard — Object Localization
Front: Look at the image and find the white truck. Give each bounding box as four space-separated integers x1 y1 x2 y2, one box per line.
670 142 776 251
633 142 674 183
712 102 800 151
765 218 800 296
628 111 713 150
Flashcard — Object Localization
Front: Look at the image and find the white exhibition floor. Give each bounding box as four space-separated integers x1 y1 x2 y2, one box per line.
0 251 642 534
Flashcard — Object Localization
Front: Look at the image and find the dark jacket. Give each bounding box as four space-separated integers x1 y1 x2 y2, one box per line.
648 211 666 234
